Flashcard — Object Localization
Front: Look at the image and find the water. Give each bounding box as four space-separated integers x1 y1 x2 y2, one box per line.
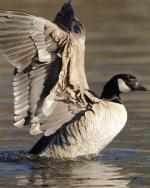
0 0 150 187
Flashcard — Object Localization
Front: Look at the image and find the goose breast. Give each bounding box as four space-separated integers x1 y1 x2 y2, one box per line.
40 101 127 158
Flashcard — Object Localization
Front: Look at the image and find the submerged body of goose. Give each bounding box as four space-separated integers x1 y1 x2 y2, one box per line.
0 1 146 158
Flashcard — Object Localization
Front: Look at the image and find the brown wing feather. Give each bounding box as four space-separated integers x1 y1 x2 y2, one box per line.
0 10 65 128
41 100 82 136
0 1 91 136
0 11 60 71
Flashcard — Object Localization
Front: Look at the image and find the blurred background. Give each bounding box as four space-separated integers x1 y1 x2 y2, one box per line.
0 0 150 187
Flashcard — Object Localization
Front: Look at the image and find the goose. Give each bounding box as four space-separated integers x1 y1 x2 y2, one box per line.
0 1 146 158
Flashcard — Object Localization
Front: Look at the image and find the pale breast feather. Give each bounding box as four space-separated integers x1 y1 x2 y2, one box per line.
91 101 127 151
39 101 127 158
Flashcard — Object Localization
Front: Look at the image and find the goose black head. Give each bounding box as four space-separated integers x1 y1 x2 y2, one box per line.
101 74 147 103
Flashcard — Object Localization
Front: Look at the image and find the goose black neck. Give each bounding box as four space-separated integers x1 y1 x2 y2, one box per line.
100 80 122 104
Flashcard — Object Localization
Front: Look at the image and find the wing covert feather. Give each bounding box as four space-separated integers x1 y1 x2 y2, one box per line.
0 1 91 137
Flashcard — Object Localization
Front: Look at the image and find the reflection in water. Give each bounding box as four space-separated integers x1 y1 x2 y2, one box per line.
25 162 129 188
0 152 129 187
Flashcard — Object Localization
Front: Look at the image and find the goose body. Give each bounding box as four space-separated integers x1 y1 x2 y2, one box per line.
0 1 146 158
34 101 127 158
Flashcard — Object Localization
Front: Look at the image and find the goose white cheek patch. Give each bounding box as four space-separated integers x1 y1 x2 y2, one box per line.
118 79 131 92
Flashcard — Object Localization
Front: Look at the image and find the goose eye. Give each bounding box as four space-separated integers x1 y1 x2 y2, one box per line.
127 79 138 88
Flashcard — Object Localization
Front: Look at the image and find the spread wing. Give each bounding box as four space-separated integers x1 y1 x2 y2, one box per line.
0 1 90 136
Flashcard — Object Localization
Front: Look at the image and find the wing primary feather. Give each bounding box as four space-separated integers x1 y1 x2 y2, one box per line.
54 1 85 35
54 1 75 32
0 4 89 140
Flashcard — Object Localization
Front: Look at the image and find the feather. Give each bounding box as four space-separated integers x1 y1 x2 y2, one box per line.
0 2 90 141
